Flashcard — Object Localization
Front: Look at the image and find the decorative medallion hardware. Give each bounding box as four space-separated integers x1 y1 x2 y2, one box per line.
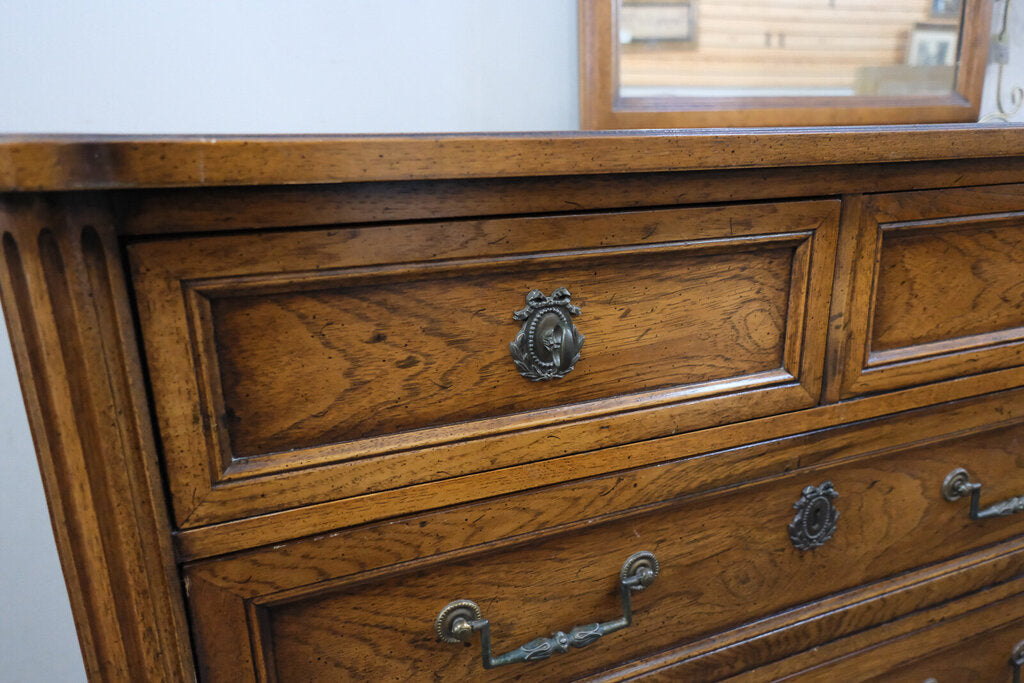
1012 638 1024 683
788 481 839 551
942 468 1024 520
434 550 658 670
509 287 584 381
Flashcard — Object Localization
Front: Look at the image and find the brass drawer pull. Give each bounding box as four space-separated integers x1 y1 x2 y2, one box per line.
509 287 584 381
942 468 1024 520
434 550 658 669
1014 639 1024 683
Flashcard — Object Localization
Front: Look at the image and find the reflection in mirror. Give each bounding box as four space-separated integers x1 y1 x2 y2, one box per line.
617 0 965 99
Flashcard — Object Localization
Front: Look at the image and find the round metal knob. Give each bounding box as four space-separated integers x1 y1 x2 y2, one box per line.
435 600 482 643
941 467 972 501
620 551 659 590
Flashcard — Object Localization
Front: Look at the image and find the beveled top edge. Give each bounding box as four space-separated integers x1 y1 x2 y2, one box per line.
1 124 1023 192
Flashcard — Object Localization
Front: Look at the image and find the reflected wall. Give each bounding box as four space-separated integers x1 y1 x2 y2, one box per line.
618 0 964 99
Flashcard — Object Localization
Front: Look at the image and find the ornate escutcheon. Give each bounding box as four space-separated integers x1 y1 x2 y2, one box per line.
509 287 584 381
788 481 839 551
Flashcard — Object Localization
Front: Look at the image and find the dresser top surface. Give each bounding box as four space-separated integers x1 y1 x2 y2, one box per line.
1 124 1024 192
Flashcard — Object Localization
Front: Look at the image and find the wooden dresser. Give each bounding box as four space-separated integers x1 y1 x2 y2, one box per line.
3 128 1024 681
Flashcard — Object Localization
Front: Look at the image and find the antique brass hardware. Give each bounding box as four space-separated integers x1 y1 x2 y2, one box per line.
434 550 658 669
509 287 584 381
788 481 839 550
942 468 1024 520
1013 639 1024 683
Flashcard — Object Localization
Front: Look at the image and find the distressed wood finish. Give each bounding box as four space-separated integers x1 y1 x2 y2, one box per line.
113 157 1024 237
827 184 1024 401
3 126 1024 192
2 136 1024 682
0 195 193 681
130 201 838 527
730 582 1024 682
184 391 1024 681
866 606 1024 682
173 367 1024 561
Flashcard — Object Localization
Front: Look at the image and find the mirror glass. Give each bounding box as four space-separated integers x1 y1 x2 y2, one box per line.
617 0 964 99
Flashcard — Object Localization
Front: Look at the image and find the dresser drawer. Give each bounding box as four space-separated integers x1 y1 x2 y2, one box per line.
183 392 1024 681
129 200 838 527
874 609 1024 683
737 583 1024 682
831 184 1024 400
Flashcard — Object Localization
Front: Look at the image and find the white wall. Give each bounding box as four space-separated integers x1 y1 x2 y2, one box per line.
980 0 1024 122
0 0 579 134
0 1 1021 680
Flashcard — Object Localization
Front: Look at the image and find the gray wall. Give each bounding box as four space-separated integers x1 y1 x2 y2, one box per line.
0 0 1020 680
0 324 85 681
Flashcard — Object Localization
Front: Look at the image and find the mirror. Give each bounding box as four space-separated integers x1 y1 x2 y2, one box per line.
618 0 962 98
580 0 993 128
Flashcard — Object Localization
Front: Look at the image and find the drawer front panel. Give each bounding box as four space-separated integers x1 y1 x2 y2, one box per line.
876 613 1024 683
212 245 794 456
832 184 1024 399
184 394 1024 681
129 200 838 526
729 580 1024 682
873 221 1024 352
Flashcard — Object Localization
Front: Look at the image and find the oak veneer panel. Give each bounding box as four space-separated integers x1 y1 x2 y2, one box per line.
721 577 1024 683
865 604 1024 683
184 394 1024 681
130 199 838 527
872 220 1024 352
828 184 1024 399
745 588 1024 682
214 247 793 456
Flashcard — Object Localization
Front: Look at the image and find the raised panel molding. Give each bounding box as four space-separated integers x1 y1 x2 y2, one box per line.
129 201 839 528
827 185 1024 399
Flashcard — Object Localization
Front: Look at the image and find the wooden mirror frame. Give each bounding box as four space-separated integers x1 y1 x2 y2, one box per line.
579 0 994 129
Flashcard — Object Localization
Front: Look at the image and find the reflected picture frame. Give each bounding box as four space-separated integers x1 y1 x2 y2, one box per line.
618 0 697 47
578 0 993 129
931 0 964 18
908 24 961 66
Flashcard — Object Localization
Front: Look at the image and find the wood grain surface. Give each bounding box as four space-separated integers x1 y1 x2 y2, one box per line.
872 219 1024 352
724 578 1024 682
3 135 1024 683
114 157 1024 238
828 184 1024 399
0 196 193 681
213 245 795 455
174 370 1024 561
866 602 1024 682
184 405 1024 681
130 200 837 527
2 126 1024 192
